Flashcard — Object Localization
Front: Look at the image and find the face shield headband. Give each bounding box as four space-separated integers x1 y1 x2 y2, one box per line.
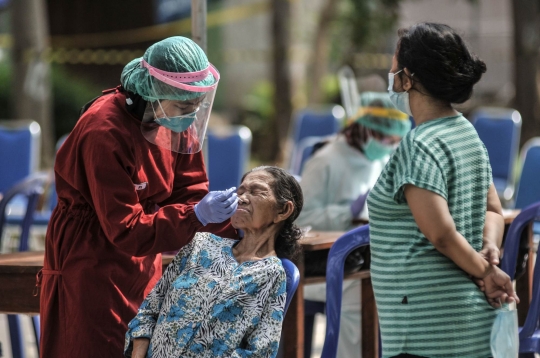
140 59 220 92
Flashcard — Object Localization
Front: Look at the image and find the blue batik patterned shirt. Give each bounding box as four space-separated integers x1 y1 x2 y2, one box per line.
124 232 286 358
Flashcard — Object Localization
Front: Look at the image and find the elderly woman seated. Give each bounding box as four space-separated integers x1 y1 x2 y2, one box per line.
124 166 304 358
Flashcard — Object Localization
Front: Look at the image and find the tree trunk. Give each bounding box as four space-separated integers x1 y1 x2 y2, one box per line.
512 0 540 146
271 0 292 163
309 0 340 104
191 0 207 53
11 0 54 168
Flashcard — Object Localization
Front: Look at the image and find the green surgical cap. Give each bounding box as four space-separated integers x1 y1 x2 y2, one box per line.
120 36 215 101
351 92 411 137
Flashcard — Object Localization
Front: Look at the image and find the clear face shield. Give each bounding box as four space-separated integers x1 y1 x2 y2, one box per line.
140 59 219 153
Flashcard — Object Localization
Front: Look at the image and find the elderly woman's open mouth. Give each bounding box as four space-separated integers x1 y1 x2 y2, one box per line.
235 206 250 213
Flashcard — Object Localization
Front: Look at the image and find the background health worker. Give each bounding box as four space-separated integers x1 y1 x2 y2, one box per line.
368 23 518 357
38 37 239 358
296 91 410 230
296 91 410 358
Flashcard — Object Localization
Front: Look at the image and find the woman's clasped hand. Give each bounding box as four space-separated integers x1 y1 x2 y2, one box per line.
474 260 520 308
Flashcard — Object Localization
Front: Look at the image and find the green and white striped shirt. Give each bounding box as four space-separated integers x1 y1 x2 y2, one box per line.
367 114 495 358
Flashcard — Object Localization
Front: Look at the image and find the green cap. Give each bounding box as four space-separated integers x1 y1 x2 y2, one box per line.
120 36 215 101
350 92 411 137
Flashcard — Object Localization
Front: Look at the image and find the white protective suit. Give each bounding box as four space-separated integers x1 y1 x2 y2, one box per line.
296 135 387 358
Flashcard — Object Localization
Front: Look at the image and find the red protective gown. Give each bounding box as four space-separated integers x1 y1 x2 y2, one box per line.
38 87 237 357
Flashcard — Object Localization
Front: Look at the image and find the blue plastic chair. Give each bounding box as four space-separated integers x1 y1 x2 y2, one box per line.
289 106 345 174
515 138 540 209
276 258 300 358
290 135 329 177
500 201 540 355
6 134 66 229
514 138 540 236
0 172 49 358
472 108 521 201
281 258 300 314
0 120 41 194
206 126 252 192
321 225 371 358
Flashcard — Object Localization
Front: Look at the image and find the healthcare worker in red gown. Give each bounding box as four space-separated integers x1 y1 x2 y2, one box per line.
38 37 239 358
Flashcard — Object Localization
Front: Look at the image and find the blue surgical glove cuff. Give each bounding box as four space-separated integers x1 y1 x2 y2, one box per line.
194 203 209 226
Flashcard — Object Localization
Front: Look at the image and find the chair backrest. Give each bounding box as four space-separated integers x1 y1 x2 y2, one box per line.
280 258 300 314
206 126 252 192
515 138 540 209
321 225 370 358
501 201 540 341
0 172 50 252
292 106 345 146
290 135 329 176
288 106 344 176
472 108 521 200
0 120 41 193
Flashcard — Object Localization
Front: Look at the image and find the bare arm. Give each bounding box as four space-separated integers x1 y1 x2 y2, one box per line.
404 185 518 306
404 185 492 278
480 183 505 265
132 338 150 358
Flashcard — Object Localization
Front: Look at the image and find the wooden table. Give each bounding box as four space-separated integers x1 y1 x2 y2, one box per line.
281 230 377 358
0 252 175 314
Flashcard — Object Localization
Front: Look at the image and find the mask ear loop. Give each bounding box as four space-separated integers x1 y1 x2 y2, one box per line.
155 100 170 123
400 70 429 97
394 69 412 93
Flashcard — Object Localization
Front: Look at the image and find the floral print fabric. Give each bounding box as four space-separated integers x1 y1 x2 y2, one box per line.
124 232 286 357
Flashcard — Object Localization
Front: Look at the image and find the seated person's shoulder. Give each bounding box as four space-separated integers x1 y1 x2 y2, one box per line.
194 232 227 243
194 232 238 254
254 258 287 285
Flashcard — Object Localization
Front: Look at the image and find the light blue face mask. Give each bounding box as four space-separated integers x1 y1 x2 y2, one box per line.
155 112 197 133
362 137 395 161
388 70 413 116
490 304 518 358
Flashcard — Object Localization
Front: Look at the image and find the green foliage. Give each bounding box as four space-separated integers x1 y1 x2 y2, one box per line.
349 0 401 50
320 74 341 103
241 81 275 121
238 81 275 162
0 60 99 141
238 77 342 162
0 59 13 119
51 65 99 140
329 0 401 63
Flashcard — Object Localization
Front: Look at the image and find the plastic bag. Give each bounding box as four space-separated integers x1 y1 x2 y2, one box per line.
491 304 519 358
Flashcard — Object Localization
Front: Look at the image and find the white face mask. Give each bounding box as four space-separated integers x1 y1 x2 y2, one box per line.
388 70 413 117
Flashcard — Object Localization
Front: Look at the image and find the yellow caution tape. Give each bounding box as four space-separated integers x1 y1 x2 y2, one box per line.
354 106 409 121
354 53 393 70
51 1 268 48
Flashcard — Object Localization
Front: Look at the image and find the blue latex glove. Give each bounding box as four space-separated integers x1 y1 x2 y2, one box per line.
194 187 238 226
350 190 370 219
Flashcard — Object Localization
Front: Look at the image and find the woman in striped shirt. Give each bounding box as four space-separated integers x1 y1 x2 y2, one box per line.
367 23 519 358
